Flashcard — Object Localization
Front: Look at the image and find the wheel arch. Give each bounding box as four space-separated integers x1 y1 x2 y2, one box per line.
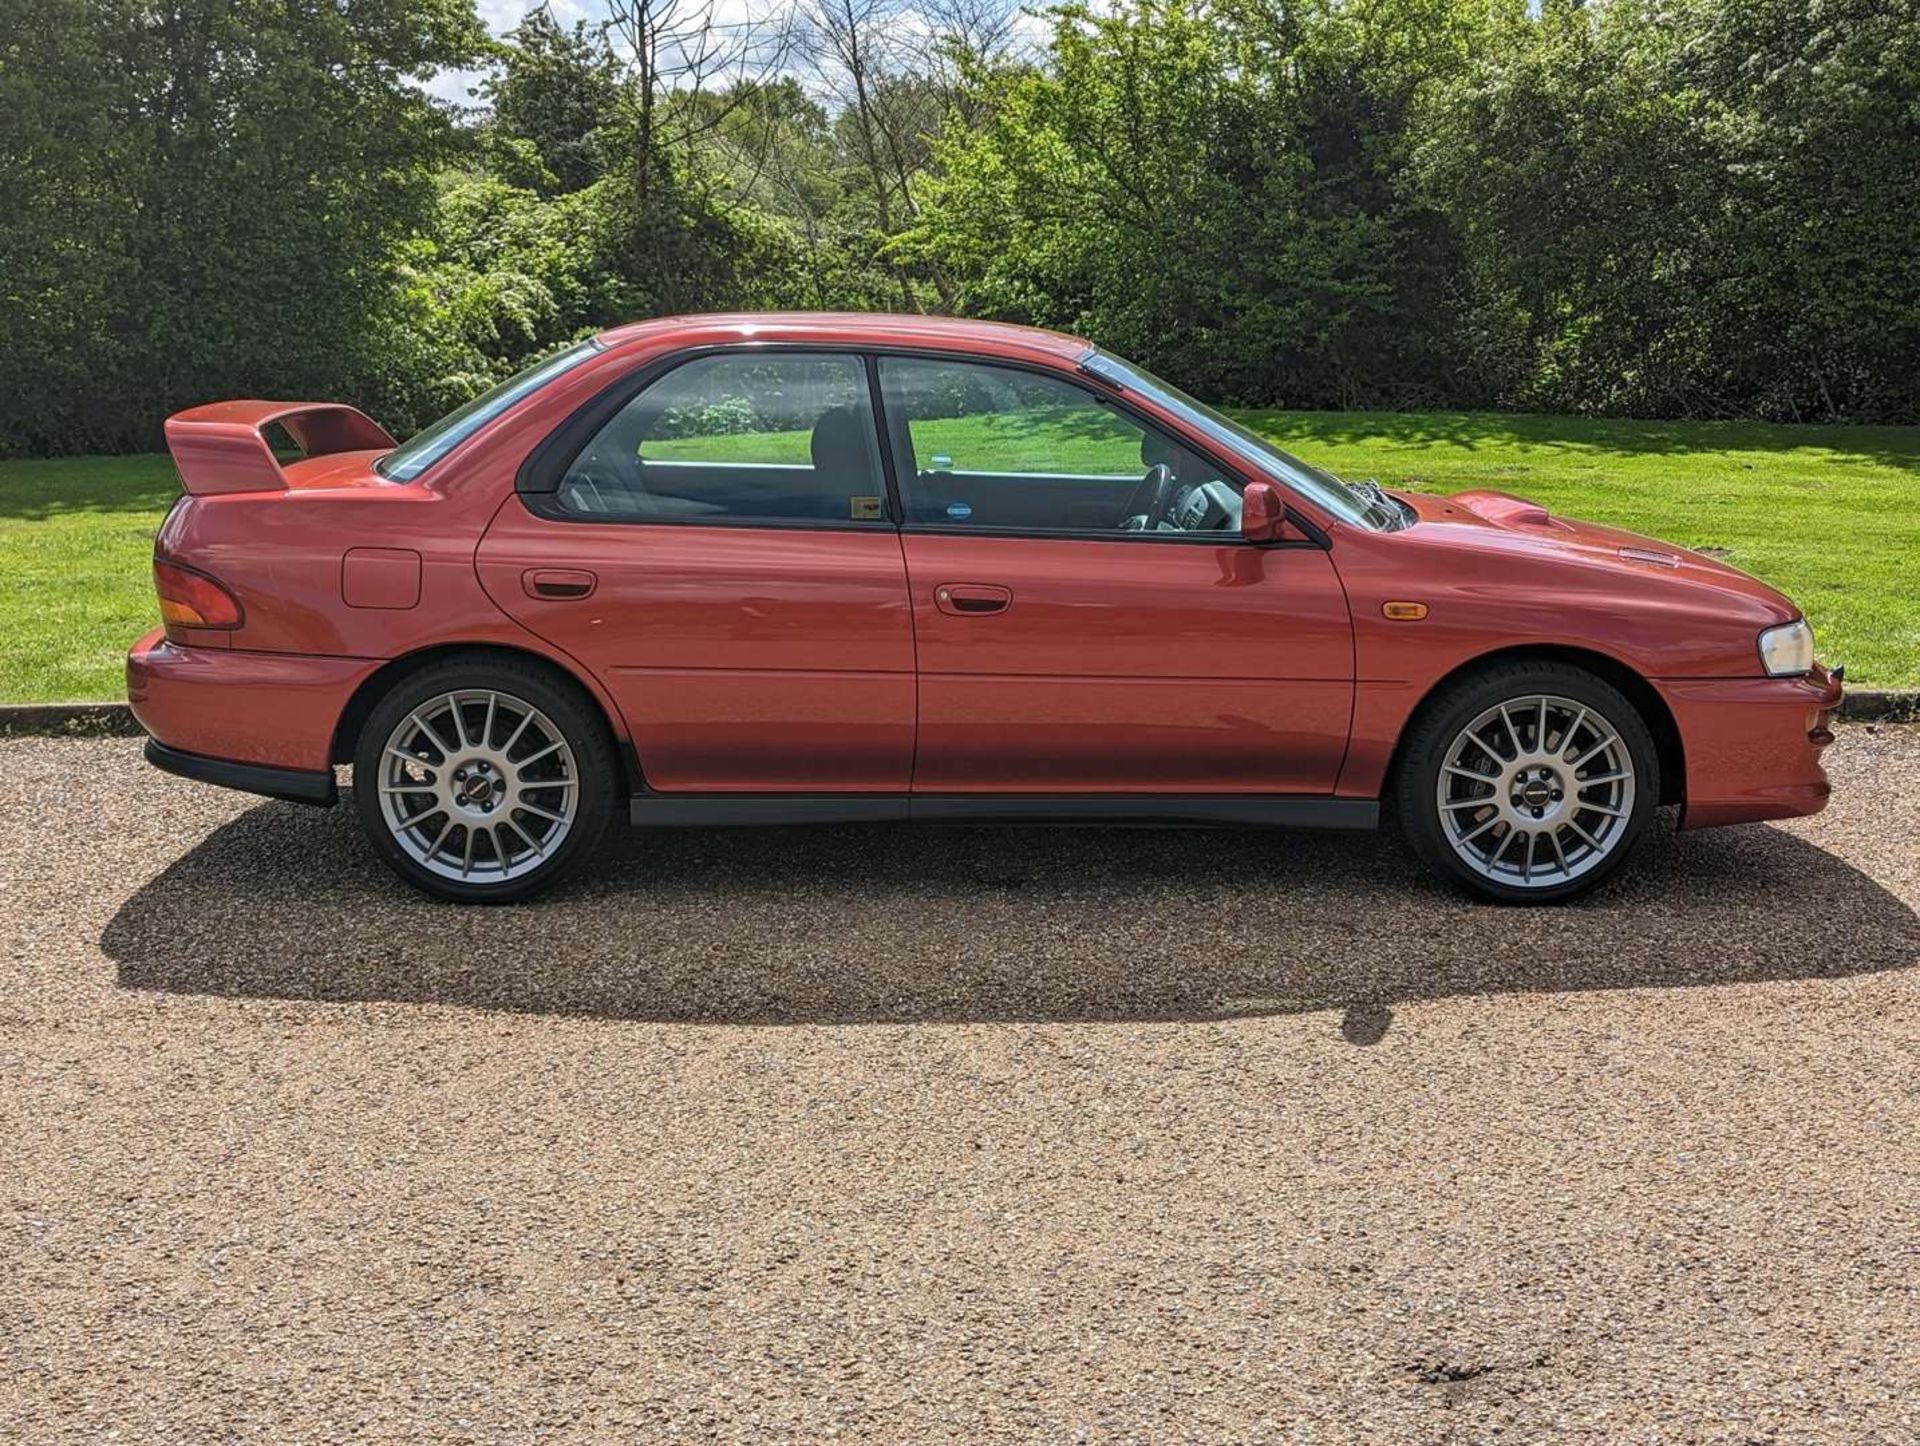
329 642 643 793
1386 644 1685 806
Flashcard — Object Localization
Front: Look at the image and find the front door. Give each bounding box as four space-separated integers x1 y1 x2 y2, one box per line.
875 355 1353 793
478 351 915 792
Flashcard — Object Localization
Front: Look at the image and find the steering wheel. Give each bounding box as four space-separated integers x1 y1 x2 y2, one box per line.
1122 463 1176 531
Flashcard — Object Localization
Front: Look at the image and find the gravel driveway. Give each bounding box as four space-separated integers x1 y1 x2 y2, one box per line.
3 728 1916 1442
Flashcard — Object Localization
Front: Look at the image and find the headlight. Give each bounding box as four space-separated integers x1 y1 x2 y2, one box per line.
1757 619 1815 676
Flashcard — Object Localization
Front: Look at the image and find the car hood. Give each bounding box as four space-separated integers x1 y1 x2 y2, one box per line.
1398 489 1800 624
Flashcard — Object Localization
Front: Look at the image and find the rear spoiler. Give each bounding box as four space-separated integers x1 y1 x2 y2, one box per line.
164 400 396 496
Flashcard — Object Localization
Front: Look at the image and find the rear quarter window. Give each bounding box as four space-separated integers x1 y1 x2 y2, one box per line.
379 340 604 482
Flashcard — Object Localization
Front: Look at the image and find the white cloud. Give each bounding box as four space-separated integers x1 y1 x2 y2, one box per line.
421 0 595 108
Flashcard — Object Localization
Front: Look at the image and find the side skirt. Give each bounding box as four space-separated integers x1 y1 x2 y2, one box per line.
628 793 1380 830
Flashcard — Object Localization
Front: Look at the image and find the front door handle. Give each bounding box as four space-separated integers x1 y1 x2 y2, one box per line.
934 583 1012 616
524 568 597 600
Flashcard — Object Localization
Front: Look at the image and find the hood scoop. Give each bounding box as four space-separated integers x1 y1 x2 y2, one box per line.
1618 545 1681 568
1447 489 1570 531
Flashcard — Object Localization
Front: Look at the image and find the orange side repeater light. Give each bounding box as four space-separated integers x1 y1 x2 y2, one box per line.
1382 601 1429 621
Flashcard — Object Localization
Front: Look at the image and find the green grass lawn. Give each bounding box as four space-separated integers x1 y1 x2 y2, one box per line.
648 406 1148 473
0 455 182 703
2 409 1913 701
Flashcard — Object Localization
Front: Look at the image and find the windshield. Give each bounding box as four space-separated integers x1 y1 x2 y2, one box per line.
377 338 604 481
1079 350 1385 529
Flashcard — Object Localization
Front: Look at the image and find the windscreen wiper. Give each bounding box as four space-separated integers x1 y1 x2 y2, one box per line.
1348 478 1404 528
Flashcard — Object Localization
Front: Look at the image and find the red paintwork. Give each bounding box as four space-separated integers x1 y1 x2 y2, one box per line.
129 631 377 770
1324 489 1830 816
165 401 395 496
900 533 1352 792
128 311 1840 829
1652 669 1840 827
1240 480 1284 542
476 512 917 791
340 548 423 610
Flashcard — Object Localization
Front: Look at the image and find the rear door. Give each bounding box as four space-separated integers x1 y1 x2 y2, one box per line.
478 350 916 792
876 355 1354 794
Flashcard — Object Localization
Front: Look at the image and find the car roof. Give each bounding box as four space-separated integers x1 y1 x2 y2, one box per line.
594 311 1093 362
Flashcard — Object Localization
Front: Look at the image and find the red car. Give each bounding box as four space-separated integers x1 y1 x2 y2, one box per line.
128 313 1841 904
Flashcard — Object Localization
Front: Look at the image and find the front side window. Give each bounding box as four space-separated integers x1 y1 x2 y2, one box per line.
876 357 1244 536
554 353 889 525
1079 350 1389 528
380 339 603 482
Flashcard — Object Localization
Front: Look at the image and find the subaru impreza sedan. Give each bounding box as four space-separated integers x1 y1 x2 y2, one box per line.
129 313 1841 903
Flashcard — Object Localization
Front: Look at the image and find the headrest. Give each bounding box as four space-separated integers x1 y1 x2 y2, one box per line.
1140 430 1179 471
811 405 874 479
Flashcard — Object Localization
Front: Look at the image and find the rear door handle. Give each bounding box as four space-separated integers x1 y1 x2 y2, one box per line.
524 568 597 600
934 583 1012 616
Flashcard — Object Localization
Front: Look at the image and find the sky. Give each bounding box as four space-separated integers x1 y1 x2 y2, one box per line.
424 0 1047 109
423 0 804 107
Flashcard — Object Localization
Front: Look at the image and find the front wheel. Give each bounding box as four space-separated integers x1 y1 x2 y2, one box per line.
1397 662 1660 904
352 657 616 902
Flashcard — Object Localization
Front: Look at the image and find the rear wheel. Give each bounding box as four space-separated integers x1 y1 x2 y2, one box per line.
1397 661 1660 904
352 657 615 902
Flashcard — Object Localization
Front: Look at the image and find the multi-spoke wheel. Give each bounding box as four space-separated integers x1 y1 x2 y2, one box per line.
353 656 614 902
378 689 579 882
1399 662 1659 904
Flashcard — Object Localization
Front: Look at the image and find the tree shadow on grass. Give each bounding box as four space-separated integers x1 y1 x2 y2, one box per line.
0 455 179 522
101 802 1918 1036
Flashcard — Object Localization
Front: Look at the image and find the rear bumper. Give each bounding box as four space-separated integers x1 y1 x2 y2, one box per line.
1656 667 1843 830
145 738 337 806
127 629 378 782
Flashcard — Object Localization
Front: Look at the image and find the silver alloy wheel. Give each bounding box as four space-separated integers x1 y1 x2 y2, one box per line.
1435 693 1636 890
376 689 578 884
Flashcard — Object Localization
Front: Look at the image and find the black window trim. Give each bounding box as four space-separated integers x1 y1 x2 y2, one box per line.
515 340 1329 549
862 353 907 525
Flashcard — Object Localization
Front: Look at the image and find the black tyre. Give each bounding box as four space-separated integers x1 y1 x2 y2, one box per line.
352 654 616 903
1396 660 1660 904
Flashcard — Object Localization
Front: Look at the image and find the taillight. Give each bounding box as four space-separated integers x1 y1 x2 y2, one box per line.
154 559 243 630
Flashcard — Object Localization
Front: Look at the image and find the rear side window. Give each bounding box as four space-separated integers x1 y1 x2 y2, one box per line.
554 353 890 525
379 339 602 482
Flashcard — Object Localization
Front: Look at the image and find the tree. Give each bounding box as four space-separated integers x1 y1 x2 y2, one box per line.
912 0 1476 407
1416 0 1920 421
483 9 622 195
6 0 1918 455
0 0 488 454
603 0 794 203
1415 0 1721 415
1676 0 1920 420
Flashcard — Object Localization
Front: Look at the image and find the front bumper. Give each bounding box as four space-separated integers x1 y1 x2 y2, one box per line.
127 629 379 796
1655 664 1843 830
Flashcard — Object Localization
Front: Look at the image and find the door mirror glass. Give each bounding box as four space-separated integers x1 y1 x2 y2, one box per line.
1242 480 1285 543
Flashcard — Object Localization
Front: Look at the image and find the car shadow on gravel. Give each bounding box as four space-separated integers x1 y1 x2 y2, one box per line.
100 801 1919 1035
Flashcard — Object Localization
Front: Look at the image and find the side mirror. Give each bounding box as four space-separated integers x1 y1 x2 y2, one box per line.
1241 480 1286 543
